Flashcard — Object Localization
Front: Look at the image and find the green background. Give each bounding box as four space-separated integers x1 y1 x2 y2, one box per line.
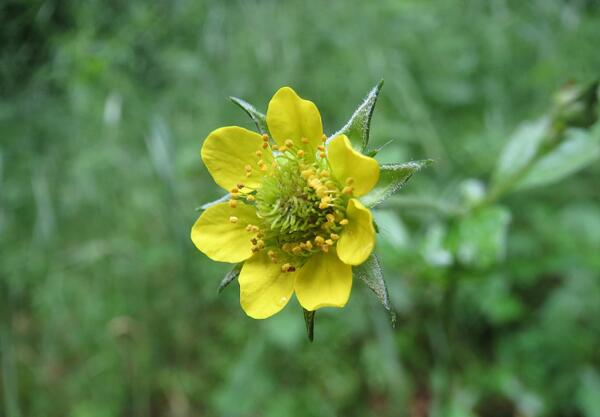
1 1 600 416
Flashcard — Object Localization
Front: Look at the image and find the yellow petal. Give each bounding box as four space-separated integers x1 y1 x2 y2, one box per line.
328 134 379 196
266 87 324 150
201 126 273 191
190 202 257 263
238 252 296 319
337 199 376 265
295 251 352 311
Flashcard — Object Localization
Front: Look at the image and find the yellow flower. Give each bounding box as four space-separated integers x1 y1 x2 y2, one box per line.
191 87 380 319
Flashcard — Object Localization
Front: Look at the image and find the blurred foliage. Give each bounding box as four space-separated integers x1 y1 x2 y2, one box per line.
1 0 600 417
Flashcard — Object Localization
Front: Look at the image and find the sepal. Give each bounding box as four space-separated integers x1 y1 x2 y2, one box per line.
303 309 315 342
353 254 396 326
331 80 383 152
361 160 432 208
218 263 242 293
229 96 268 134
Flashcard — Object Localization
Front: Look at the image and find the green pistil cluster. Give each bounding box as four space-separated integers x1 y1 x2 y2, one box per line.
231 135 352 272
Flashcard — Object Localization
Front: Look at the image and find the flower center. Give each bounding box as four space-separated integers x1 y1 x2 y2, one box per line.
231 135 353 272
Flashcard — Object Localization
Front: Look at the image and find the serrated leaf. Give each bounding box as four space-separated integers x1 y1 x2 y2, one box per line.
218 263 242 293
493 117 550 186
353 254 396 326
199 193 230 210
229 96 268 134
516 127 600 190
302 309 315 342
331 80 383 152
361 160 432 208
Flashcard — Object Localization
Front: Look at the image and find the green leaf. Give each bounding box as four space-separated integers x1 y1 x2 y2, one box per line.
199 193 230 210
218 263 242 293
229 96 268 134
361 160 432 208
332 80 383 152
448 206 511 269
493 117 550 186
302 309 315 342
516 127 600 190
353 254 396 326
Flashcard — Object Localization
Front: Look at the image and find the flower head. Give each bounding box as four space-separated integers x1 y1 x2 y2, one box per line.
191 87 381 319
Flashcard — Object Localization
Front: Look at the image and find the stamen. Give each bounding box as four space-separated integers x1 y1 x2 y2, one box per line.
262 142 269 149
346 177 354 185
229 216 238 224
284 139 294 148
342 186 353 195
321 134 327 143
255 150 262 157
340 219 349 226
301 137 309 144
229 199 238 208
330 233 340 240
246 195 255 202
319 151 326 159
297 150 305 158
262 134 269 142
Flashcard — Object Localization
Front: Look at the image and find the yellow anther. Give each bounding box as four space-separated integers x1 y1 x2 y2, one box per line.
342 186 354 195
317 145 325 152
320 170 329 177
229 216 238 224
321 245 330 253
297 150 305 158
255 150 262 157
292 246 302 255
316 186 328 197
321 134 327 142
245 164 252 172
272 145 279 151
330 233 340 240
314 236 325 245
237 183 245 189
268 250 275 257
319 202 328 209
229 199 238 208
319 152 326 159
281 263 292 273
325 239 334 246
260 165 268 172
246 195 255 202
325 180 337 188
262 142 269 149
262 134 269 142
305 241 313 250
346 177 355 185
251 225 260 233
251 247 260 253
231 187 239 194
326 214 336 223
301 137 310 144
340 219 349 226
282 243 292 252
256 239 265 249
251 238 258 245
285 139 294 148
245 172 252 177
279 145 288 153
